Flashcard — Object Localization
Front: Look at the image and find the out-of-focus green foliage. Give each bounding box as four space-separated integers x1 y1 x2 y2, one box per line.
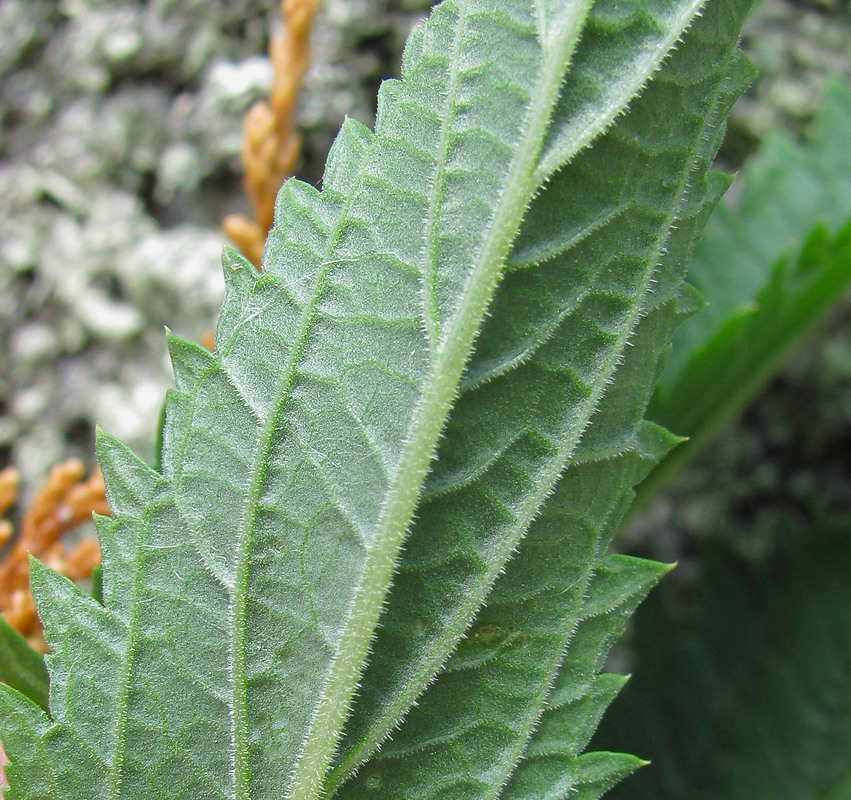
596 527 851 800
647 83 851 487
0 618 47 711
663 81 851 384
646 220 851 496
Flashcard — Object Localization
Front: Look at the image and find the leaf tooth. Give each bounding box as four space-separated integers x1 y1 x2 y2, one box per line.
374 78 404 137
569 751 648 800
631 420 684 463
269 176 326 241
400 19 426 77
28 558 127 725
324 116 375 197
527 674 629 759
0 683 56 796
166 329 216 393
159 388 190 477
581 555 672 621
214 246 260 351
96 427 162 518
0 683 51 735
263 178 328 281
544 558 670 713
222 245 260 289
28 558 118 647
27 558 125 789
93 512 135 616
92 510 120 555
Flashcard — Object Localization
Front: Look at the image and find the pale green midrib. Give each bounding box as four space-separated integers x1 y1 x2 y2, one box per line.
420 0 468 352
533 0 708 185
291 6 595 800
228 165 372 799
101 471 167 799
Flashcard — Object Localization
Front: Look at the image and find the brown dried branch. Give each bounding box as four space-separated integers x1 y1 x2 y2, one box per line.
223 0 322 267
0 461 108 651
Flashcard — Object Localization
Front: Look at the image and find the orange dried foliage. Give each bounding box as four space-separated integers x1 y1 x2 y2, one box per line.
0 462 108 651
223 0 322 267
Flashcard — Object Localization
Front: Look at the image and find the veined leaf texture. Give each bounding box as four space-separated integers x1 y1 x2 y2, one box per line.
0 1 754 798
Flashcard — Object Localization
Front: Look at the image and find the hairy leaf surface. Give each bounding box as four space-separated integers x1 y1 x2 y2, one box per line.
339 423 675 800
329 0 752 782
0 1 752 799
332 3 754 795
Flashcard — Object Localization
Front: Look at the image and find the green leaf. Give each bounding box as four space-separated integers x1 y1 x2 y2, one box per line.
0 1 753 798
91 565 103 604
329 2 755 795
337 424 673 799
595 528 851 800
0 617 47 711
646 82 851 489
649 221 851 485
330 3 755 786
665 80 851 380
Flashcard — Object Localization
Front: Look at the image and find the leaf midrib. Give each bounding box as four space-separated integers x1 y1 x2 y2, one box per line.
289 4 602 799
101 465 168 800
332 11 743 793
533 0 709 184
228 165 371 798
324 3 608 793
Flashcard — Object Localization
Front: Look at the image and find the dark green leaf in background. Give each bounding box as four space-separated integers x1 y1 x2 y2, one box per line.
596 528 851 800
0 617 47 712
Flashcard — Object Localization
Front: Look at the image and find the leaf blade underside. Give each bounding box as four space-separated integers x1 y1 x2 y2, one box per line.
334 2 754 795
328 0 726 783
0 1 753 799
